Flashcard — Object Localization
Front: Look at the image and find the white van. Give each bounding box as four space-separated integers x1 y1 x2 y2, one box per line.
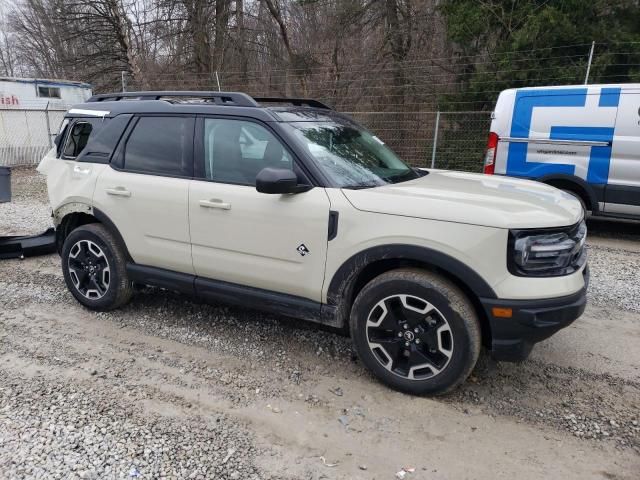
484 84 640 219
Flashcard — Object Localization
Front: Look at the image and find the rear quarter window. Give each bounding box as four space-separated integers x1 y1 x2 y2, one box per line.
76 115 132 164
62 121 95 159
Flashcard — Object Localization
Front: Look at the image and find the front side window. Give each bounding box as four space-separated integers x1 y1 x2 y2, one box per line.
282 120 421 188
63 121 93 158
203 118 293 185
124 116 192 176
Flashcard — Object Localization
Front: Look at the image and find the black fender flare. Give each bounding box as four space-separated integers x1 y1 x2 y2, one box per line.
55 207 133 262
537 173 600 213
326 244 498 328
92 207 134 262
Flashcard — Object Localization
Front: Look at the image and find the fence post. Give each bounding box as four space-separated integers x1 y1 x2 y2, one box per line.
430 110 440 168
121 71 127 92
584 41 595 85
44 101 53 148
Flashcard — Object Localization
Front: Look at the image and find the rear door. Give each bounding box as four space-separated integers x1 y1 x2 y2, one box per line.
93 115 195 274
606 90 640 215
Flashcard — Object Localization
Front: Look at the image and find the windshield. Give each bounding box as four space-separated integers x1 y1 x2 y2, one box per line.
282 120 422 188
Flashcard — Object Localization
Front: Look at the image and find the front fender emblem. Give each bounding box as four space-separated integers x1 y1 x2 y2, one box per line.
296 244 310 256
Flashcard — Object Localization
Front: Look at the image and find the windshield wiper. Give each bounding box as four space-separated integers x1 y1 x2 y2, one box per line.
343 183 379 190
386 169 422 184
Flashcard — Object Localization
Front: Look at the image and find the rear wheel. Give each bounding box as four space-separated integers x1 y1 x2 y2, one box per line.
61 223 133 311
350 269 481 395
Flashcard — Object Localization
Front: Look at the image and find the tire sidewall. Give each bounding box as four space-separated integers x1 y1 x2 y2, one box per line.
61 226 120 310
351 277 476 395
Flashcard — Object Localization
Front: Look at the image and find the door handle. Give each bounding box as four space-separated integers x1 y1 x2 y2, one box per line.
105 187 131 197
199 199 231 210
73 165 90 175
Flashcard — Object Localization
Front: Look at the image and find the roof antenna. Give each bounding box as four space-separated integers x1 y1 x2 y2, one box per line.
215 71 221 92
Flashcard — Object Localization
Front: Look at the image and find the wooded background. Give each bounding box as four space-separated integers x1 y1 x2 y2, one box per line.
1 0 640 169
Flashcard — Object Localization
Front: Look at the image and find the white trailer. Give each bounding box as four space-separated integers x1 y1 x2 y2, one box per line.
0 77 93 166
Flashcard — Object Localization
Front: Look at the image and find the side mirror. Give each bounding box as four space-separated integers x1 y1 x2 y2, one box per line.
256 168 311 194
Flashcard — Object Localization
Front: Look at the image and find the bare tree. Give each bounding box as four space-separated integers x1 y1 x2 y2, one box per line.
183 0 212 76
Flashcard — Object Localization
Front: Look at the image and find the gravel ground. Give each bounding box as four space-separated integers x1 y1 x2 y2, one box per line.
1 168 639 479
0 167 53 236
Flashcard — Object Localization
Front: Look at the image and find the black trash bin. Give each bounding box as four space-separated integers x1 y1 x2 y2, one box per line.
0 167 10 203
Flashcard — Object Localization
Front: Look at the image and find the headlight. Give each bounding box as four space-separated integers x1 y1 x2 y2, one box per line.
508 220 587 277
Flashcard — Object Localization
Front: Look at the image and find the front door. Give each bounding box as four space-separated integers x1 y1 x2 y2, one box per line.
189 117 331 302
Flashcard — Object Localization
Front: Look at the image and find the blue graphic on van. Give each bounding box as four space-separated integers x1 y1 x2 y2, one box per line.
549 126 614 183
506 87 620 184
598 87 621 107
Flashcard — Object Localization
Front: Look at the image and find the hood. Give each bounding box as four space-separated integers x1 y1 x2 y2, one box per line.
341 170 583 229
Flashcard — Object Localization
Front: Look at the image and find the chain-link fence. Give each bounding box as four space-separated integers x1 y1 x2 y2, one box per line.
0 105 492 171
348 111 491 171
0 106 67 167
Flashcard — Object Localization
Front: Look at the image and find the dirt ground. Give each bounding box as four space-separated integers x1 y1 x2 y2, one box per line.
1 168 639 479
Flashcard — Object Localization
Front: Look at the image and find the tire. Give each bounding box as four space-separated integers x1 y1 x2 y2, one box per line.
350 268 481 395
61 223 133 311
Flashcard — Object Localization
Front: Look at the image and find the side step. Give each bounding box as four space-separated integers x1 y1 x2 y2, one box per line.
0 228 56 260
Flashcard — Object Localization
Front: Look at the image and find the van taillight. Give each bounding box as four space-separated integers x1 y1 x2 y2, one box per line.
484 132 499 174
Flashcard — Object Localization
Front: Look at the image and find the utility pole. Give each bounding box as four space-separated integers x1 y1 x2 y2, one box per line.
430 111 441 169
584 41 595 85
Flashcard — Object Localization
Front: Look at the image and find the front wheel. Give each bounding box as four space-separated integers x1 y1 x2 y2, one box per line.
350 269 481 395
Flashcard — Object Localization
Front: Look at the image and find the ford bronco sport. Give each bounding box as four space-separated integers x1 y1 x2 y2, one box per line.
37 91 588 395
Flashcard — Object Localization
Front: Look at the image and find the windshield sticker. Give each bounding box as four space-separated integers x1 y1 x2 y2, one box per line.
372 136 385 145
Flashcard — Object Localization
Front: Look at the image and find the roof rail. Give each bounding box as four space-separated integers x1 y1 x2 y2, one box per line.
253 97 332 110
87 91 259 107
86 91 332 110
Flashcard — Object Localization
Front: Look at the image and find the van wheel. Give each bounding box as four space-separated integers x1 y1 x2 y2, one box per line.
61 223 133 311
350 269 481 395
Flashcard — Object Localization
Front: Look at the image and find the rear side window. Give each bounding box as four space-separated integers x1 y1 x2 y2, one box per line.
124 116 193 176
63 122 93 159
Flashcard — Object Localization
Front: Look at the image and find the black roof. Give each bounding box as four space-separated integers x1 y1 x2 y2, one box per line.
68 91 339 122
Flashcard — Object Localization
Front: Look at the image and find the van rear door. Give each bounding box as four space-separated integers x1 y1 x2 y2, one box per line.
606 90 640 216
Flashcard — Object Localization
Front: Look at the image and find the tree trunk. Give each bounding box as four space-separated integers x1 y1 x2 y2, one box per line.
184 0 211 78
385 0 407 106
212 0 231 75
262 0 307 96
236 0 248 82
105 0 143 86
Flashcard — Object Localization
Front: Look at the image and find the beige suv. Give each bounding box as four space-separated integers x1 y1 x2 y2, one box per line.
38 91 589 395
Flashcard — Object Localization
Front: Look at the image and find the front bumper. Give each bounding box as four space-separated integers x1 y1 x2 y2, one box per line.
480 267 589 361
0 228 56 260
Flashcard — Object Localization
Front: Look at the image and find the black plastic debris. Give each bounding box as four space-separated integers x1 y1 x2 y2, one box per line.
0 227 56 259
0 166 10 203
